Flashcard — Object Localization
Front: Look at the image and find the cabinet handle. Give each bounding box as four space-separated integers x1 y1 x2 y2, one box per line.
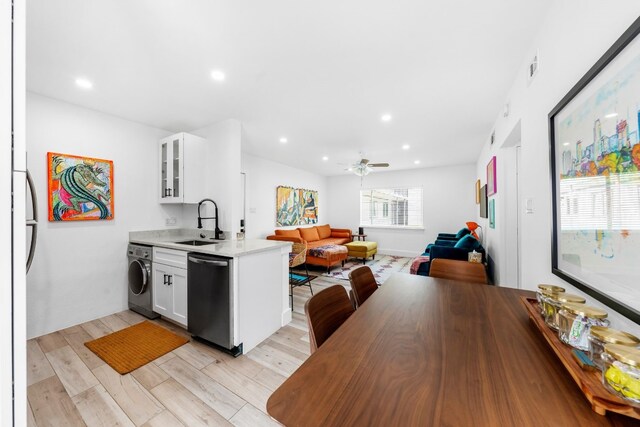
167 188 172 197
168 275 173 286
163 274 168 285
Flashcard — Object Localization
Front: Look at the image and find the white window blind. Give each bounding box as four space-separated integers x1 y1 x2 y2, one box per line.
360 187 423 228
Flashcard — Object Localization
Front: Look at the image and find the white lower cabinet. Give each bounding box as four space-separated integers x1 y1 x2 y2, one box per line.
153 248 188 327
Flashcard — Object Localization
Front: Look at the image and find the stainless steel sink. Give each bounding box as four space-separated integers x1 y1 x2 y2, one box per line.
174 240 217 246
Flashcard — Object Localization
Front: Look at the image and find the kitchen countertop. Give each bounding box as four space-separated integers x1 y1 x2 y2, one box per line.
129 228 291 257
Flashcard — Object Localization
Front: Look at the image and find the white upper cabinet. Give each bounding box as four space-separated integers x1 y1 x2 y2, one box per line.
159 132 207 204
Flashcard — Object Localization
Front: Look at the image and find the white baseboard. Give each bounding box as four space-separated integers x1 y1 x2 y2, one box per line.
378 248 417 258
281 308 292 326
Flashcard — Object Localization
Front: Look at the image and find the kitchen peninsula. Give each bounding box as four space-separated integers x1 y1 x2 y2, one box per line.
129 229 292 354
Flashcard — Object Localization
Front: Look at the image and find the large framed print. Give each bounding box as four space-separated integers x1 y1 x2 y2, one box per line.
549 17 640 324
47 152 114 221
275 185 318 226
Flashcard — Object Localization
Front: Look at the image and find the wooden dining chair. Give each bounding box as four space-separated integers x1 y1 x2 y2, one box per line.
428 258 488 284
348 289 357 310
348 266 378 308
304 285 355 353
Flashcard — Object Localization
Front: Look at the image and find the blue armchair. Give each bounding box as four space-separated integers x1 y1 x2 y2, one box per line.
436 228 471 241
416 234 485 276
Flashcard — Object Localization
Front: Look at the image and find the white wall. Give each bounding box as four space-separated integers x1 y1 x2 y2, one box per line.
26 93 182 338
476 0 640 334
241 153 328 239
326 165 477 257
185 119 242 237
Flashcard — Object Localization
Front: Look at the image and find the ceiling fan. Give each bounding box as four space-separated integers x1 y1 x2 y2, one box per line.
347 158 389 176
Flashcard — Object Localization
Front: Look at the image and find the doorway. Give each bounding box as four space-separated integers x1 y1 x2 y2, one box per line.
501 121 522 289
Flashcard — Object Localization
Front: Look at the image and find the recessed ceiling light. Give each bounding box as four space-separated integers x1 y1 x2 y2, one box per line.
75 78 93 89
211 70 226 81
381 114 392 122
322 156 329 161
402 144 410 150
563 142 570 146
605 112 618 119
279 137 288 144
414 160 421 165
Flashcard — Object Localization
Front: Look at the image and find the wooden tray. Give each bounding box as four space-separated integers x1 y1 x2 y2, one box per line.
520 296 640 419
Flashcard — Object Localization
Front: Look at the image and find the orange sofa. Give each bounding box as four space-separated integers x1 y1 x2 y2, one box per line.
266 225 352 271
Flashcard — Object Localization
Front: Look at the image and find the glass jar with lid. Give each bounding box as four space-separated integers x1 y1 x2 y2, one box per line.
558 302 609 350
602 344 640 405
542 292 586 331
536 285 565 316
589 326 640 370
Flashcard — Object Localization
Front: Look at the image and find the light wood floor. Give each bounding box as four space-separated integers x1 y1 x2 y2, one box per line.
26 261 411 427
26 274 335 427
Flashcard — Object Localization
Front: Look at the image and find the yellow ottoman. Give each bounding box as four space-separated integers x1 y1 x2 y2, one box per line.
344 241 378 264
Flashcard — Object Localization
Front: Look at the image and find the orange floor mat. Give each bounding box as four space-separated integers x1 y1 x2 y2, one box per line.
85 320 188 374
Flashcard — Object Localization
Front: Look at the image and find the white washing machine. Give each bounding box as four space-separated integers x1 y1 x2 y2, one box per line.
127 244 160 319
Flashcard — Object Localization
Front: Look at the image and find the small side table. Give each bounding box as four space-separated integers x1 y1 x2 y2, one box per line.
352 234 367 241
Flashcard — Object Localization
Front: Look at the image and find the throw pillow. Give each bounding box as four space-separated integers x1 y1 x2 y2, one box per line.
455 228 471 239
275 229 301 239
316 224 332 239
454 234 481 251
299 227 320 242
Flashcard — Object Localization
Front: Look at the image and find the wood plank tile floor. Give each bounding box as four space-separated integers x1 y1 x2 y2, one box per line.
26 263 411 426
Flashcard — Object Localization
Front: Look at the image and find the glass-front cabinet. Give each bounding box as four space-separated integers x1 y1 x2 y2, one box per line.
159 134 184 203
158 132 207 204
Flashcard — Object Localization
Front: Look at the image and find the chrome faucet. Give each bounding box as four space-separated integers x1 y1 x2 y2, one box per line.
197 198 222 240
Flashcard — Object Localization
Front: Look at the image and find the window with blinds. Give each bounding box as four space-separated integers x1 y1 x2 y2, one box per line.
359 187 423 228
560 172 640 230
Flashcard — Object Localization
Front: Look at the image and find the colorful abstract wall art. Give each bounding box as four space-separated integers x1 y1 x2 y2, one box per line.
549 18 640 323
47 152 114 221
486 156 497 196
276 186 318 226
479 185 488 218
488 199 495 229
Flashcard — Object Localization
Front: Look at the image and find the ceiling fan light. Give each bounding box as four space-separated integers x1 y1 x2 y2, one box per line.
352 164 372 176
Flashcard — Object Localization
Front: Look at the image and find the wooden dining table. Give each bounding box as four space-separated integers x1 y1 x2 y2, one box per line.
267 273 637 426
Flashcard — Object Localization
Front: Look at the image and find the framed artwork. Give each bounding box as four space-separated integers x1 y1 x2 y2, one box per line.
475 179 481 204
47 152 114 221
488 199 495 229
549 16 640 324
276 186 318 226
486 156 497 196
479 185 488 218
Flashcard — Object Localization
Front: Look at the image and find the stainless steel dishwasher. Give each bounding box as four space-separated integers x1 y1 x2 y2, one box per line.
187 253 242 356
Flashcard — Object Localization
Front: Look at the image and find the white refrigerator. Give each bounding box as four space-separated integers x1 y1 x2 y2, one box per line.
1 0 27 425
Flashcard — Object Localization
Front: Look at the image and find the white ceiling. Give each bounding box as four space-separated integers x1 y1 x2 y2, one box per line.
27 0 551 176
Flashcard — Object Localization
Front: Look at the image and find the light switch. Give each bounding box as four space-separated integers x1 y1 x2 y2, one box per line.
249 207 257 214
165 217 177 226
524 198 534 214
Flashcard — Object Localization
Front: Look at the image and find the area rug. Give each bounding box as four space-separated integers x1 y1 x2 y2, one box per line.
85 320 189 374
314 255 412 283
